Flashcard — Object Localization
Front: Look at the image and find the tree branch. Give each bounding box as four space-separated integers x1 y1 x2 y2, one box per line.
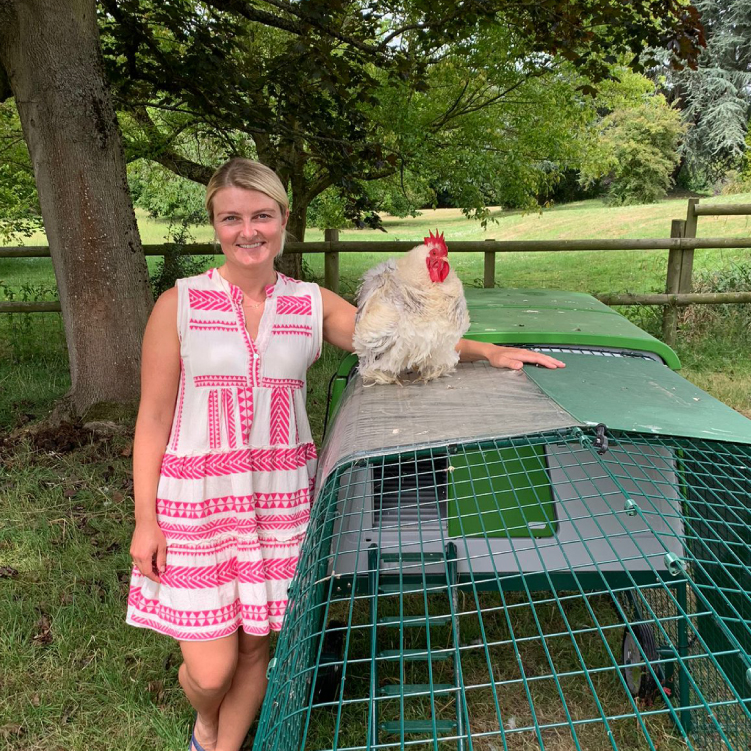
205 0 379 56
127 106 215 183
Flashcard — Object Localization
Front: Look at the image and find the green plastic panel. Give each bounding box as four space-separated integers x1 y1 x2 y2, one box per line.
526 352 751 445
447 444 556 538
464 288 681 369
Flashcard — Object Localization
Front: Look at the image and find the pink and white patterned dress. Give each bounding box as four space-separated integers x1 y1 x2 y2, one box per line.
126 269 321 641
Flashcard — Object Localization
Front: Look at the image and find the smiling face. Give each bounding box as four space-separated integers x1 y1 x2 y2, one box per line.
212 186 289 273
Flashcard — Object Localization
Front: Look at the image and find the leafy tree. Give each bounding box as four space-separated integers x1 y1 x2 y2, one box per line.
98 0 705 275
582 96 685 204
0 99 42 241
660 0 751 182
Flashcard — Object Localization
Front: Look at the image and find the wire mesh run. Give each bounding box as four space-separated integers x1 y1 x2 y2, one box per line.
256 428 751 751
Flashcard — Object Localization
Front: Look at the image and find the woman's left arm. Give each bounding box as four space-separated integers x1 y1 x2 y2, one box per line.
320 287 357 352
457 338 565 370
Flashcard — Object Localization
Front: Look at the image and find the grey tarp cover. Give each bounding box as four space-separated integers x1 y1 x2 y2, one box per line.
316 361 582 488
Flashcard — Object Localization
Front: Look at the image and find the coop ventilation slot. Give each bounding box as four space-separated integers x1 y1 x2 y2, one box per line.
372 454 448 527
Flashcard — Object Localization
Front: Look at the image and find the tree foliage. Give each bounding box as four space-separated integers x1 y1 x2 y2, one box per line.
98 0 705 241
663 0 751 181
0 99 42 241
583 96 685 205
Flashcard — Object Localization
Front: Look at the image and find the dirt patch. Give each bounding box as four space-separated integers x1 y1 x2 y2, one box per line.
1 420 131 455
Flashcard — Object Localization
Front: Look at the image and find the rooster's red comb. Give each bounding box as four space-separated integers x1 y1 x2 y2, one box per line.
424 229 447 253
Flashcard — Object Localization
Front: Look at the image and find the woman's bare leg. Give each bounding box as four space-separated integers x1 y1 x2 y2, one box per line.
179 634 239 751
214 632 270 751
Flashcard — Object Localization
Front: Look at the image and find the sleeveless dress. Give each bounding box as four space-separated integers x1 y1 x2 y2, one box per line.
126 269 322 641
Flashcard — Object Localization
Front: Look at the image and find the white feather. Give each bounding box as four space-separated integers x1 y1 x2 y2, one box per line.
353 244 470 384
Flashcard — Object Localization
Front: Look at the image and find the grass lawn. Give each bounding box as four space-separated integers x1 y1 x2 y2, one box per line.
1 195 750 750
3 193 751 295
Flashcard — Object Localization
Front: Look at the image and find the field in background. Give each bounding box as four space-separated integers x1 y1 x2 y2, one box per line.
3 193 751 294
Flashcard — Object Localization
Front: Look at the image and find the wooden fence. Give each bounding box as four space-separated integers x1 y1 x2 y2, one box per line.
2 199 750 344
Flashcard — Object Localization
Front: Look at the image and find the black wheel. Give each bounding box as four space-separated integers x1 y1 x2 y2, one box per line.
621 623 662 701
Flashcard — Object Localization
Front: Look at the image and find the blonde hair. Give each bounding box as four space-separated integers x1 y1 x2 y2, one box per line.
206 158 289 255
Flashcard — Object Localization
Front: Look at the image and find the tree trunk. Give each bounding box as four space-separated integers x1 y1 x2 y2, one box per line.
0 0 153 417
278 199 307 279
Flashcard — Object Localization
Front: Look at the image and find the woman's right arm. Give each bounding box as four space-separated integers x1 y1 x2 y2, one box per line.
129 287 181 583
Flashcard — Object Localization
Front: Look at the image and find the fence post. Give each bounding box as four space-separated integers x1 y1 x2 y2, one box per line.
484 239 495 288
680 198 699 293
662 219 685 346
324 228 340 294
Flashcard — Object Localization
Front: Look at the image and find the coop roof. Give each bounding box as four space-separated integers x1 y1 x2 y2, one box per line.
317 362 582 483
464 288 681 369
527 352 751 446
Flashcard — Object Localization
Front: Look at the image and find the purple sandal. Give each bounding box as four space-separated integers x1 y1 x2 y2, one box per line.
190 718 207 751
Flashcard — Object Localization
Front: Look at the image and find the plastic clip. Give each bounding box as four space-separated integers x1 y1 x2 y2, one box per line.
266 657 277 679
594 424 609 455
664 552 687 577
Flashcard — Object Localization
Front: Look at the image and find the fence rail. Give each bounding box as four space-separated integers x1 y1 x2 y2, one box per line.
4 235 751 259
2 200 749 344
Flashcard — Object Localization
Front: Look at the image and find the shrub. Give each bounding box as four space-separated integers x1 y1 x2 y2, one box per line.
584 98 685 205
679 262 751 342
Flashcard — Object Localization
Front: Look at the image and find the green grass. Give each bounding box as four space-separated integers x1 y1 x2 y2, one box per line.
4 195 751 296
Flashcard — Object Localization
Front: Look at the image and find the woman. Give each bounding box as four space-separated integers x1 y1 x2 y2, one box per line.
127 157 563 751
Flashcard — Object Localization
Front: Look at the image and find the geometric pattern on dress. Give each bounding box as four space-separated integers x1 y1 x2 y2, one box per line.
128 588 243 626
189 319 238 332
228 292 259 386
271 324 312 337
238 386 254 444
221 388 237 448
159 518 252 541
208 389 220 450
159 443 317 479
276 295 312 315
194 375 247 388
255 511 310 531
156 490 310 519
261 377 304 390
160 559 238 588
238 557 299 583
127 271 322 642
243 600 287 620
170 359 186 452
128 612 248 641
254 489 310 509
269 387 291 445
189 289 233 311
165 539 261 558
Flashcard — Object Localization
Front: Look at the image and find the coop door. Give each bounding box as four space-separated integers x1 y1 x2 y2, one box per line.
447 444 557 538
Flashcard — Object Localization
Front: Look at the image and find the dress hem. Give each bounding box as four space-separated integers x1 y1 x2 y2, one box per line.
126 613 282 642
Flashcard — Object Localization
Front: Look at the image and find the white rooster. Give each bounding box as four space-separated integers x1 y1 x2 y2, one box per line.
353 231 470 385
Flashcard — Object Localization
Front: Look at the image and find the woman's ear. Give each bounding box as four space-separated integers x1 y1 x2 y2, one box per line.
281 207 290 229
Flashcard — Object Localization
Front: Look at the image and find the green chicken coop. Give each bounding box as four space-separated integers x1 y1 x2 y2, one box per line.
255 289 751 751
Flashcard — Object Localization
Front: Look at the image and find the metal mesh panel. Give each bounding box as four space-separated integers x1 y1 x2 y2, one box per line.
257 429 751 751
